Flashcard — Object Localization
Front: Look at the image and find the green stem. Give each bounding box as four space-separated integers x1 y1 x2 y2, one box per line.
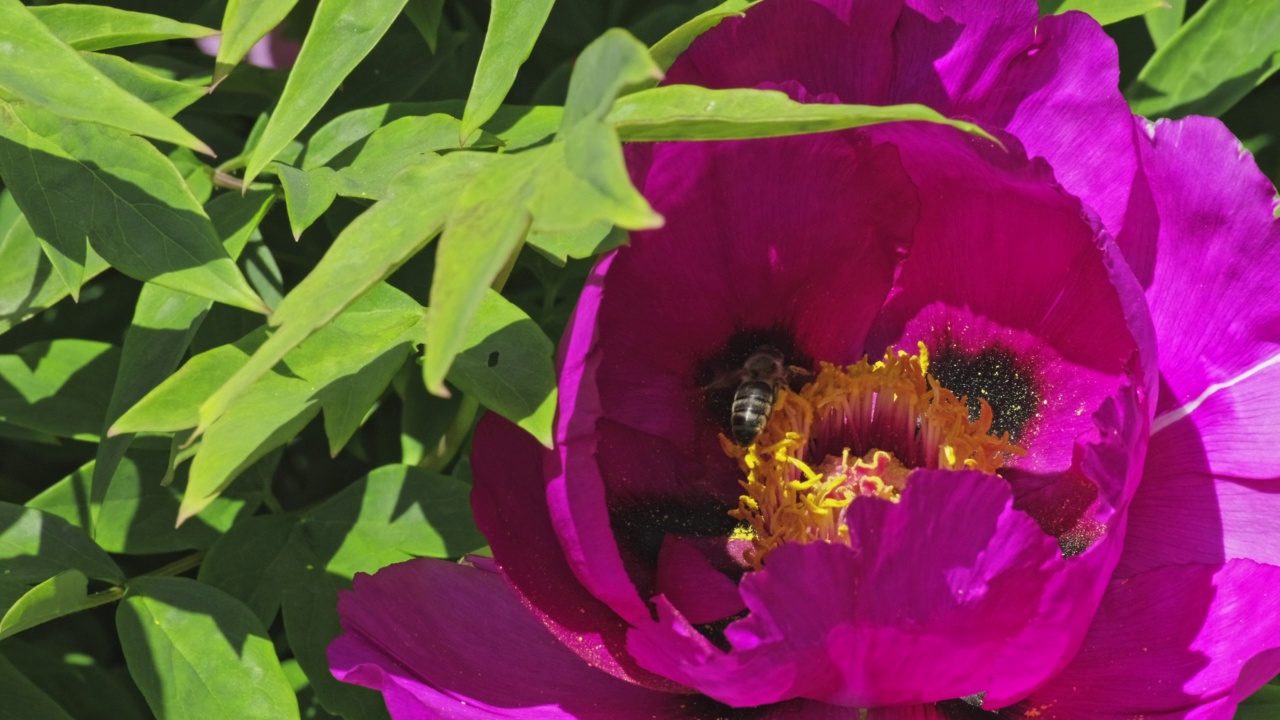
418 395 480 472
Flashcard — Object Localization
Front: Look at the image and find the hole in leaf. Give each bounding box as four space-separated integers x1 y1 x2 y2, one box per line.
487 351 500 367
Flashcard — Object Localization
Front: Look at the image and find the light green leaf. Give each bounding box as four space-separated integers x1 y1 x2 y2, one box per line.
90 190 272 526
117 577 300 720
446 290 556 446
330 114 496 199
0 100 266 312
0 0 210 153
0 340 117 440
1128 0 1280 118
404 0 446 52
1038 0 1167 25
527 220 627 265
27 450 261 555
191 154 493 440
608 85 998 143
0 654 75 720
276 164 338 239
460 0 556 140
0 214 108 335
81 52 206 117
214 0 302 86
0 570 97 641
243 0 410 185
0 503 123 584
559 28 662 133
28 4 216 51
647 0 759 74
1145 0 1185 47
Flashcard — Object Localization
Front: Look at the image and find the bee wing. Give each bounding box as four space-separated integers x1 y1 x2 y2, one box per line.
701 369 747 391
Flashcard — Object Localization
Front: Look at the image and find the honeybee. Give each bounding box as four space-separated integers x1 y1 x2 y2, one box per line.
705 345 808 445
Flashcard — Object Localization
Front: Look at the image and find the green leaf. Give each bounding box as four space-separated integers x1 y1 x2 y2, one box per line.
404 0 446 52
27 450 261 555
0 570 97 641
28 4 216 52
0 503 123 584
559 28 662 133
446 290 556 446
1145 0 1185 47
0 654 75 720
117 577 300 720
90 188 276 520
1037 0 1166 25
1128 0 1280 118
0 215 108 335
647 0 759 75
243 0 410 185
460 0 556 140
81 53 206 118
191 154 493 439
608 85 998 143
276 164 338 239
198 514 299 628
0 340 118 440
214 0 302 86
527 220 628 265
331 114 496 199
301 465 485 577
1239 684 1280 718
0 100 266 311
0 0 209 153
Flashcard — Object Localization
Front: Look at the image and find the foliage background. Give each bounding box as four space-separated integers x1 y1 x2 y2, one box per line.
0 0 1277 718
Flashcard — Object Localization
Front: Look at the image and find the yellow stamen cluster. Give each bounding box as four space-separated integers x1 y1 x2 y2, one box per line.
722 343 1024 568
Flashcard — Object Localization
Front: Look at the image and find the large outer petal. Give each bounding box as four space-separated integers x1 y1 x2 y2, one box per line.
666 0 1138 238
1118 117 1280 576
625 471 1066 707
1013 560 1280 719
329 558 711 719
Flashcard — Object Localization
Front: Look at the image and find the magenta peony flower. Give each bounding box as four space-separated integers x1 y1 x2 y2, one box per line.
328 0 1280 716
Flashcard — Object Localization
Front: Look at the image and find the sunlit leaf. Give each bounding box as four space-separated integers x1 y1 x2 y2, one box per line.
243 0 409 185
404 0 446 52
0 0 209 153
0 340 117 440
460 0 556 140
1128 0 1280 118
1145 0 1186 47
117 577 299 720
0 215 108 335
29 4 215 52
647 0 759 75
213 0 302 85
81 53 206 117
0 503 123 584
0 570 96 641
1038 0 1166 25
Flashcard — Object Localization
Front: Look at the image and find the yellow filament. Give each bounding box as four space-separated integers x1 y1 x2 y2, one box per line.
723 343 1024 568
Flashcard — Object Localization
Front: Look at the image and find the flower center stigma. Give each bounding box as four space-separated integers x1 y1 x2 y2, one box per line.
722 343 1024 568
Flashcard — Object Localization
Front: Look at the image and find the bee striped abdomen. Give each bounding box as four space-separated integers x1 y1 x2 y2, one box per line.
731 379 777 445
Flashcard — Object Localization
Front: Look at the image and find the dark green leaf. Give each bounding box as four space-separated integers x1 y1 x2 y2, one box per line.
0 339 117 440
198 514 300 628
608 85 998 142
446 289 556 446
404 0 445 52
0 654 75 720
1128 0 1280 118
0 638 149 720
213 0 302 86
460 0 556 140
0 503 123 584
29 4 216 52
276 164 338 239
1038 0 1165 25
0 570 97 641
117 577 299 720
647 0 758 75
0 100 266 311
0 0 209 152
243 0 410 184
